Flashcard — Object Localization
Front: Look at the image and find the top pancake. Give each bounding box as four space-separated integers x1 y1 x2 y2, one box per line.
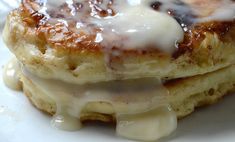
2 0 235 84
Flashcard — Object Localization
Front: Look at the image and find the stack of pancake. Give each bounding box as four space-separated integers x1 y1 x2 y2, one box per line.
2 0 235 141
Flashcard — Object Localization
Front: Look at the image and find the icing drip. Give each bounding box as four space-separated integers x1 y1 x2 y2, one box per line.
21 66 177 141
2 58 22 90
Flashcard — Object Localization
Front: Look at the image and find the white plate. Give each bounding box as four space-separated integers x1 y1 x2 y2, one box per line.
0 34 235 142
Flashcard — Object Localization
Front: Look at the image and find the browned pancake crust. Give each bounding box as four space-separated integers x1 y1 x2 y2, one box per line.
20 0 235 55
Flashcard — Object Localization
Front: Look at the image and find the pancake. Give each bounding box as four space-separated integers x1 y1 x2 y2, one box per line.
2 0 235 141
2 0 235 84
21 64 235 119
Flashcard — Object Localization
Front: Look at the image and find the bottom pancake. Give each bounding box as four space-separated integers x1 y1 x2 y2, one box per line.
20 65 235 121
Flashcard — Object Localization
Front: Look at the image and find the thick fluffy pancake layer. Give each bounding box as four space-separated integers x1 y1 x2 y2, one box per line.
3 10 235 84
21 64 235 120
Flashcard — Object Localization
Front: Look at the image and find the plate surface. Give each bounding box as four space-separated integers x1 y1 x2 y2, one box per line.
0 33 235 142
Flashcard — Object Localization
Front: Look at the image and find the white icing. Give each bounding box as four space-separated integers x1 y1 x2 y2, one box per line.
39 0 235 53
39 0 184 53
21 67 177 141
117 106 177 141
44 0 65 7
181 0 235 22
3 57 177 141
96 1 184 53
2 58 22 90
200 3 235 22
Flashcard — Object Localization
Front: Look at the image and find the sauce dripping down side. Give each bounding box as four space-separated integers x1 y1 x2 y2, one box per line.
3 58 177 141
21 65 177 141
2 58 22 90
